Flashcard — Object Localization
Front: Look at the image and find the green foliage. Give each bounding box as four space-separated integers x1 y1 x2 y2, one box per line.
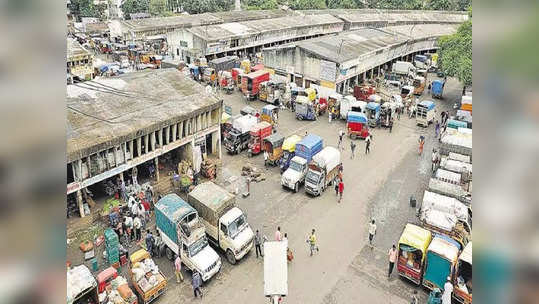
71 0 104 19
149 0 170 16
288 0 327 10
427 0 455 11
122 0 149 19
327 0 358 9
244 0 279 10
456 0 471 11
438 16 472 85
182 0 233 14
371 0 422 10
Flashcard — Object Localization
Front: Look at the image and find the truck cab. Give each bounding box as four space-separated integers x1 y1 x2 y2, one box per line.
155 194 221 282
305 146 341 196
188 182 254 265
279 135 303 173
224 115 258 154
281 156 308 192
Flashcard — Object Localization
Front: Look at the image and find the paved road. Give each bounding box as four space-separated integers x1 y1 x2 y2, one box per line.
68 75 463 304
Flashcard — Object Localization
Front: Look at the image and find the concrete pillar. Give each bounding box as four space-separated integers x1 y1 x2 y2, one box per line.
172 124 177 142
151 132 156 151
77 159 83 181
76 189 85 218
86 157 91 177
207 112 211 128
180 121 184 138
119 171 124 182
154 157 159 182
363 71 366 84
129 141 133 160
165 126 170 145
137 137 142 157
377 65 381 76
144 134 149 154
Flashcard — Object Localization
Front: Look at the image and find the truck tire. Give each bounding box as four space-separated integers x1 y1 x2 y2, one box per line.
248 150 252 157
226 249 237 265
294 182 299 193
165 247 174 261
351 134 357 140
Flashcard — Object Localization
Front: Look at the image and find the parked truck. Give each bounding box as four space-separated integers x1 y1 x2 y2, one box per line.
188 181 254 264
128 249 167 304
393 61 416 77
428 178 471 206
279 134 303 173
155 194 221 282
67 265 98 304
423 235 461 291
305 146 341 196
281 134 323 192
224 114 258 154
241 70 270 100
416 100 435 127
440 128 472 157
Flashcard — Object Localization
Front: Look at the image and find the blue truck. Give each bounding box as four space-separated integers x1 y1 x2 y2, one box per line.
155 194 221 282
366 102 381 127
431 79 444 99
281 134 323 192
423 234 461 291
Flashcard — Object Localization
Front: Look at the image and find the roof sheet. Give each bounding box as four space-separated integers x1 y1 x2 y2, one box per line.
66 69 221 162
67 38 91 58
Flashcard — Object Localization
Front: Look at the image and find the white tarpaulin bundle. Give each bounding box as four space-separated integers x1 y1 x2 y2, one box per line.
435 169 462 184
441 158 473 174
67 265 96 304
312 146 341 173
422 191 469 223
232 115 257 134
448 152 471 164
421 209 457 232
441 128 472 149
428 178 470 201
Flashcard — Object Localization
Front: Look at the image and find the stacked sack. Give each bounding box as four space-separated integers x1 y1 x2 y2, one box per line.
131 258 161 293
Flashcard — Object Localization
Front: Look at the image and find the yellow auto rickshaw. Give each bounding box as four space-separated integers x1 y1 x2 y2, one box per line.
261 104 279 126
263 133 285 166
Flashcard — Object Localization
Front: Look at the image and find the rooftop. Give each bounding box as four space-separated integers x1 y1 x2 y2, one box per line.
66 69 221 162
336 10 468 24
67 38 91 59
187 14 343 41
267 23 458 64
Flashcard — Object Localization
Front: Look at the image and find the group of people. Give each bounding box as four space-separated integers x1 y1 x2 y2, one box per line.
338 129 374 159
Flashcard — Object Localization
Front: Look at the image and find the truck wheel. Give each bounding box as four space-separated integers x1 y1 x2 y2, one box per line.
294 183 299 193
165 247 174 261
248 151 252 157
351 134 357 140
226 249 237 265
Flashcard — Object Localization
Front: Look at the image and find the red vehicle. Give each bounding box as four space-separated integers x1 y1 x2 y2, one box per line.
97 266 138 304
318 97 328 115
241 70 270 100
252 64 264 72
353 85 376 101
347 111 369 139
248 121 272 157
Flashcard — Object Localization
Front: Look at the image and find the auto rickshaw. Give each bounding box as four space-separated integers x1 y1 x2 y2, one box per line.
295 96 317 120
279 134 303 173
304 87 317 102
261 104 279 126
317 97 328 115
290 86 305 110
328 93 342 118
263 133 285 166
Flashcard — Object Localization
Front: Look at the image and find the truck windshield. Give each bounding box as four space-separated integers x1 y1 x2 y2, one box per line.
289 161 303 172
306 170 320 184
226 133 238 142
188 236 208 257
228 215 247 239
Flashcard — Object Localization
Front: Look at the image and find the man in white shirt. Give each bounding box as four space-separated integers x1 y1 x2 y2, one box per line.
133 216 142 242
442 277 453 304
368 219 377 248
131 200 139 217
275 226 282 241
263 150 269 167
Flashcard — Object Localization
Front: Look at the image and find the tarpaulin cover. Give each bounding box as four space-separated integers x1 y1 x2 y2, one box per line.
366 102 380 111
422 191 469 223
419 100 435 110
347 111 367 123
398 224 432 260
312 146 340 173
441 158 473 174
282 135 302 152
67 265 97 304
422 209 458 232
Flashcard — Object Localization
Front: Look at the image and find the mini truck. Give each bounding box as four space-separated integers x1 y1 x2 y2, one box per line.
155 194 221 282
241 70 270 100
416 100 435 127
128 249 167 304
281 134 323 192
305 146 341 196
224 114 258 154
188 181 254 265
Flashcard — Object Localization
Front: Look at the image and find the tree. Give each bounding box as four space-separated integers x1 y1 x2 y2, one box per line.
370 0 422 9
327 0 358 9
149 0 172 16
456 0 471 11
288 0 327 10
121 0 149 19
437 9 472 85
182 0 233 14
244 0 279 10
427 0 455 11
70 0 104 19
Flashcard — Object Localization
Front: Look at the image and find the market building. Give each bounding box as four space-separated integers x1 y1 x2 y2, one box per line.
67 38 94 83
67 69 222 218
261 23 460 93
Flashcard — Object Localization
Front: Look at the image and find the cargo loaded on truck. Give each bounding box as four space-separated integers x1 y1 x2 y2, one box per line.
155 194 221 282
305 146 341 196
188 181 254 264
128 249 166 304
224 115 258 154
281 134 323 192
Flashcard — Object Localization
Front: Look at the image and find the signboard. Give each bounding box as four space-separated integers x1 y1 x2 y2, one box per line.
224 105 232 115
320 80 336 89
320 60 337 82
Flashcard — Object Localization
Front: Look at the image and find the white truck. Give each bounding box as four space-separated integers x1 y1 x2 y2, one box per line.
264 241 288 304
188 181 254 264
393 61 416 77
416 100 435 127
281 156 308 192
339 95 366 119
305 147 341 196
155 194 221 282
428 178 471 206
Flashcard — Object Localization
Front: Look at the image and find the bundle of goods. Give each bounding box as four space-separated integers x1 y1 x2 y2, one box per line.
67 265 97 304
131 258 165 293
104 228 119 265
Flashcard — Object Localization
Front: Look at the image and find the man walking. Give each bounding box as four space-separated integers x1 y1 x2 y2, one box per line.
431 149 439 172
350 140 356 159
442 276 453 304
254 230 263 258
435 120 440 138
308 229 319 256
192 271 203 298
338 180 344 203
368 219 377 248
275 226 282 241
263 150 269 167
388 244 397 278
133 215 142 242
145 230 154 256
334 178 339 196
338 130 345 149
365 135 371 154
174 254 184 283
389 117 394 133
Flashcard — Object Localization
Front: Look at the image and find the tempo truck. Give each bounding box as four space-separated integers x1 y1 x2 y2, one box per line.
188 181 254 265
155 194 221 282
281 134 323 193
305 146 341 196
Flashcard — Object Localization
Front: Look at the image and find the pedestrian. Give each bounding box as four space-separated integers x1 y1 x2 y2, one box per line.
388 245 397 278
307 229 319 256
435 120 440 138
254 230 263 258
192 271 203 298
365 135 371 154
124 216 133 242
338 130 344 149
418 135 425 155
145 229 154 256
462 86 466 96
328 111 332 123
368 219 377 248
130 200 138 217
442 276 453 304
153 230 163 257
132 167 138 186
138 202 146 228
428 81 431 94
334 178 339 196
431 149 439 172
120 179 127 202
174 254 184 283
338 180 344 203
275 226 282 241
133 215 142 242
350 140 356 159
411 290 419 304
389 117 393 133
263 150 269 167
282 233 288 243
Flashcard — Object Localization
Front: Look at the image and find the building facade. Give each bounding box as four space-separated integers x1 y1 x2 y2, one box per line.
67 38 94 83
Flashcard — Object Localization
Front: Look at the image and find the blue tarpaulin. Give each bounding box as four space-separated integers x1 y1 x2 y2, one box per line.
366 102 380 111
347 111 367 123
419 100 435 110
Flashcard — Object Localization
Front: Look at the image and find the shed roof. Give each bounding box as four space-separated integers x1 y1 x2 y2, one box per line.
67 38 91 59
66 69 221 162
